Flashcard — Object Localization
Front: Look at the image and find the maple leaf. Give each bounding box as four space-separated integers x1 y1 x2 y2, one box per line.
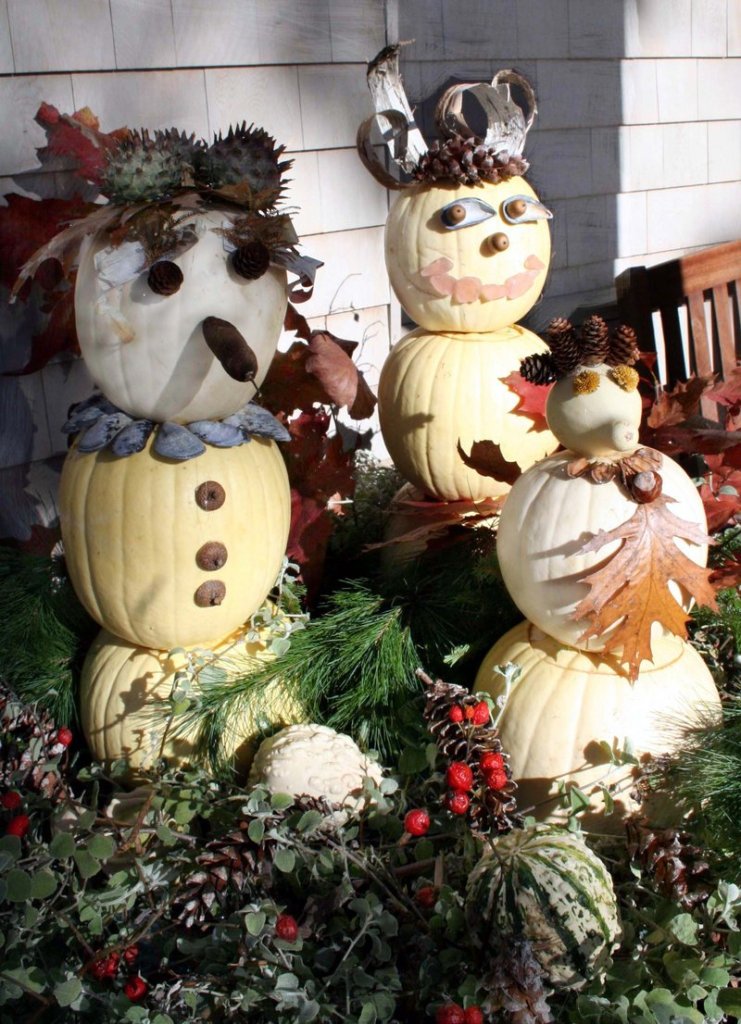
34 102 121 184
698 456 741 531
572 496 718 680
502 370 550 428
305 331 377 420
646 376 715 429
456 439 522 485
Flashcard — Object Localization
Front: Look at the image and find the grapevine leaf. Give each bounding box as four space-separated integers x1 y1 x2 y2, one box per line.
572 496 717 680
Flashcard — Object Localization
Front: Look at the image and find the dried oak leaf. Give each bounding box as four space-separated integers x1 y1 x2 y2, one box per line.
502 370 551 428
647 375 715 429
365 494 503 552
456 439 522 485
572 495 717 680
305 331 377 420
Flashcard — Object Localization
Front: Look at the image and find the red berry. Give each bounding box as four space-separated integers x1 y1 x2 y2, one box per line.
416 885 437 909
275 913 299 942
404 809 431 837
464 1008 485 1024
472 702 490 725
123 976 148 1001
448 705 464 723
436 1003 465 1024
484 768 509 791
56 727 73 747
89 959 108 982
446 791 470 816
5 814 30 838
446 762 473 792
479 752 504 773
123 945 139 964
0 791 22 810
463 705 476 721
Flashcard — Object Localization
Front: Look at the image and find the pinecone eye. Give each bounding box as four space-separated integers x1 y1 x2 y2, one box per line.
147 260 184 296
439 197 496 231
502 195 552 225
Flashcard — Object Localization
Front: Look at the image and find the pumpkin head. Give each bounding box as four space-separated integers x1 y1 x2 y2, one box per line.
59 434 290 650
75 208 288 423
545 363 643 458
385 177 551 333
496 449 708 650
81 617 305 778
378 326 558 501
475 622 721 828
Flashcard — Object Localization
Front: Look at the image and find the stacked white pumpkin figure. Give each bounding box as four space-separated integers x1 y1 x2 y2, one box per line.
358 47 557 504
475 320 722 825
43 124 312 775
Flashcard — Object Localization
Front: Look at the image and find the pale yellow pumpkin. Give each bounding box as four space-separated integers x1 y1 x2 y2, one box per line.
475 621 721 827
545 363 643 458
385 177 551 333
377 326 558 501
81 617 305 777
59 435 290 650
75 209 288 423
496 449 708 650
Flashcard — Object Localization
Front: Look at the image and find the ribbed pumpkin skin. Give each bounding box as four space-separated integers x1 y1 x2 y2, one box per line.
466 827 620 990
59 436 290 650
496 449 708 650
81 622 304 777
385 178 551 333
75 209 287 423
475 622 721 826
378 326 558 501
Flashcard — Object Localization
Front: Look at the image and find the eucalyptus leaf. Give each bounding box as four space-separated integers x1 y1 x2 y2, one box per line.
74 850 102 880
274 849 296 873
245 911 266 936
247 819 265 844
49 832 76 859
87 834 116 861
5 869 32 902
54 977 83 1008
30 868 57 899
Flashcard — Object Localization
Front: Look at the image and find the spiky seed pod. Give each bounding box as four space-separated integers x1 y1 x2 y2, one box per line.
412 136 528 186
0 684 70 803
519 352 557 386
101 129 187 204
232 240 271 280
626 818 712 909
544 317 581 376
147 259 183 295
608 324 640 367
152 128 203 177
421 672 521 835
195 122 292 210
579 314 611 365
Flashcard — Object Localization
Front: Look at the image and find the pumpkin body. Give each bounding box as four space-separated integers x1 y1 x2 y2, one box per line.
81 619 304 777
378 326 558 501
475 622 721 826
385 178 551 333
75 209 288 423
59 435 290 649
466 826 620 990
496 449 708 650
545 364 642 458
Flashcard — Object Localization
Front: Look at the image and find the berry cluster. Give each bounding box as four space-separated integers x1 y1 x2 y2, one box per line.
435 1002 485 1024
89 946 146 1000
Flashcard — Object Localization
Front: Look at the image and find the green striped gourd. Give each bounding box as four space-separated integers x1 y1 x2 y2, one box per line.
466 826 620 989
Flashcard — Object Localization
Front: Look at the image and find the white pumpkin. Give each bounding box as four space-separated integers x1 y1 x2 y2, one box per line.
378 326 558 501
81 617 305 777
546 363 643 458
496 449 708 651
475 621 721 827
385 177 551 333
75 209 288 423
59 434 290 650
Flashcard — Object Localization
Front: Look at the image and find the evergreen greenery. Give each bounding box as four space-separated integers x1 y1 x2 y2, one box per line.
0 547 96 726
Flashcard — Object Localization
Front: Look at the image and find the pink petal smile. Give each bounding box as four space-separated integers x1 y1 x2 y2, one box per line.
419 253 545 304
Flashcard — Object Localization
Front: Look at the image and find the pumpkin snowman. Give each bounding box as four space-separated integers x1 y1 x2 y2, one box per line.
475 318 722 825
359 48 557 501
27 123 319 771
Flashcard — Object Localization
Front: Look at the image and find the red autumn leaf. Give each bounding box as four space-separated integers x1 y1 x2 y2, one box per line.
649 425 741 458
15 286 79 373
283 302 312 342
456 439 522 485
646 375 715 429
502 370 550 427
698 458 741 532
34 103 121 184
705 367 741 421
0 193 93 292
709 551 741 590
572 496 717 680
305 331 377 420
364 494 503 553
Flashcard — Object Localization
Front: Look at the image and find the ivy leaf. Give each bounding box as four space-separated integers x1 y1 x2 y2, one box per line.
572 496 717 680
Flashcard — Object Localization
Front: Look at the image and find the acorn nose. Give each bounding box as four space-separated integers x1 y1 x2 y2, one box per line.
486 232 510 254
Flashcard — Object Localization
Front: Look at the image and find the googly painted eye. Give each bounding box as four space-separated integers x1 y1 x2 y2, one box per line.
502 195 553 225
439 197 497 230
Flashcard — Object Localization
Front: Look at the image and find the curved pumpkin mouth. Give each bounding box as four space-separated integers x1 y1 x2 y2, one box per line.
417 254 545 304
